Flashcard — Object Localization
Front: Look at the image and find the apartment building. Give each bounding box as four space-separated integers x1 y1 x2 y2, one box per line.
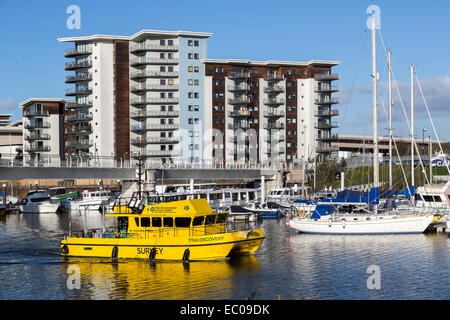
202 59 340 165
20 98 66 164
59 30 212 163
59 30 339 166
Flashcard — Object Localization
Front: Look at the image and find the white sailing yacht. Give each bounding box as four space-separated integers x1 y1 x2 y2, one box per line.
287 17 435 234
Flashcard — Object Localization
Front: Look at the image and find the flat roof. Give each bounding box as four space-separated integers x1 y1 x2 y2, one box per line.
19 98 65 108
58 29 213 43
202 59 340 67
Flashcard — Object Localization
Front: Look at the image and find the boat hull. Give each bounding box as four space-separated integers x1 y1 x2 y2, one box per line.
19 203 61 214
61 229 264 261
288 215 435 234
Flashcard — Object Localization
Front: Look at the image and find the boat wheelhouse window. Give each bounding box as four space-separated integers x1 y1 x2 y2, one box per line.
224 192 231 198
30 197 51 202
216 214 227 223
152 217 162 227
135 217 140 227
141 217 150 227
193 216 204 226
163 217 174 227
118 217 128 233
175 217 191 228
423 195 442 202
205 215 216 225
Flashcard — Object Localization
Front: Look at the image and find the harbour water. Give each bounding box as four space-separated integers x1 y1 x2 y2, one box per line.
0 211 448 300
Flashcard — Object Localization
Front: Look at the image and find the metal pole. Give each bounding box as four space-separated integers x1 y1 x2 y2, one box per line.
83 206 88 235
388 50 393 191
411 65 415 191
371 17 379 214
429 138 432 183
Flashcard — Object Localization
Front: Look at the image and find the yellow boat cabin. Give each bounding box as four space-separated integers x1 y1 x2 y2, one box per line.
61 192 264 261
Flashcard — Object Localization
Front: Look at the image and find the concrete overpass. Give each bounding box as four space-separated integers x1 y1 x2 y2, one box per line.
331 134 450 155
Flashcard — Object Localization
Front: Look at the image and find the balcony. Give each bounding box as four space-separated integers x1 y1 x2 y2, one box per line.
314 85 339 93
130 44 179 53
131 124 179 132
228 110 251 118
263 98 285 106
131 137 180 146
264 73 284 81
64 113 93 123
228 122 251 130
314 121 339 129
130 111 179 119
24 121 50 129
24 110 49 117
65 140 93 149
65 73 92 83
316 134 332 141
132 150 175 158
227 84 251 92
228 97 251 105
64 48 92 57
130 71 179 79
65 100 93 109
316 145 339 153
263 111 285 118
314 73 339 81
130 97 179 106
264 122 285 130
228 72 250 80
130 84 179 93
314 97 339 105
264 135 285 143
130 58 179 66
64 126 92 135
25 145 51 153
25 133 51 141
314 109 339 117
65 60 92 70
263 85 285 93
65 87 92 96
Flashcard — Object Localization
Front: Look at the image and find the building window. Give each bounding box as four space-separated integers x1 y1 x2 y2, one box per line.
160 39 165 46
188 66 193 72
194 53 199 60
188 79 193 85
194 40 199 46
188 53 193 59
188 40 193 46
194 66 199 72
168 39 173 46
194 79 199 86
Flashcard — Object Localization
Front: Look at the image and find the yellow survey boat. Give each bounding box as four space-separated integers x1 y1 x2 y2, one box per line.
60 193 264 261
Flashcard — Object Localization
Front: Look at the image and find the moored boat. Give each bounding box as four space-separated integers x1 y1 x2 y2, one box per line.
19 190 63 214
60 193 264 261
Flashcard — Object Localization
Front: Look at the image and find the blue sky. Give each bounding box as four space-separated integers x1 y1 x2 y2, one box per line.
1 0 449 140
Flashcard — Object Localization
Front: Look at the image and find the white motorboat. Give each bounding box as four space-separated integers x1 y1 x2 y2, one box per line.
69 189 115 213
267 186 306 204
18 191 62 214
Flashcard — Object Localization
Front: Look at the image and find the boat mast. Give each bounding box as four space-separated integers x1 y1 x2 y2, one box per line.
388 51 393 191
371 17 379 214
410 65 415 196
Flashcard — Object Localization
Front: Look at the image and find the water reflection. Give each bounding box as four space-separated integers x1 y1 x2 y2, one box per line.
61 255 260 300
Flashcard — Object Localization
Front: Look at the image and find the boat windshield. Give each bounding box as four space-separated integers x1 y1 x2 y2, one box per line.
30 197 51 203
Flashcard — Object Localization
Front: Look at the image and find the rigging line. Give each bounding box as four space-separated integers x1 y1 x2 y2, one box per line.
379 94 410 191
415 75 450 176
337 30 369 139
377 28 431 187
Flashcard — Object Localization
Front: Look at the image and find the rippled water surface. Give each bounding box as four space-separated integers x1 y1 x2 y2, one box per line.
0 212 448 300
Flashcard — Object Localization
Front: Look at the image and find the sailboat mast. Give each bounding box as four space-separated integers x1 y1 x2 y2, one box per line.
388 51 393 191
371 17 379 213
410 65 415 192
